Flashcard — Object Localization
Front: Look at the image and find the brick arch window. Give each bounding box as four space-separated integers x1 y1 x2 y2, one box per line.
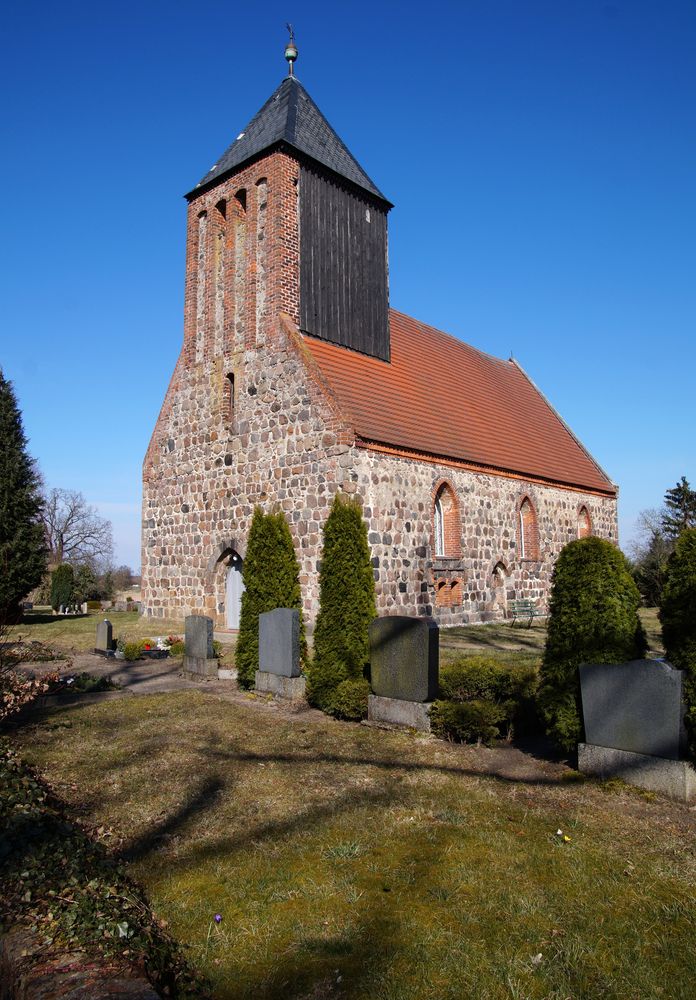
577 505 592 539
435 580 449 606
518 497 540 561
432 481 461 558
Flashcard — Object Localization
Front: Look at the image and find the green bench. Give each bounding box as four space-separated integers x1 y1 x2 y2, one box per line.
508 599 545 627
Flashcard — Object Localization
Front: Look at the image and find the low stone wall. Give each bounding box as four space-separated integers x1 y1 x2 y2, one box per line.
1 928 159 999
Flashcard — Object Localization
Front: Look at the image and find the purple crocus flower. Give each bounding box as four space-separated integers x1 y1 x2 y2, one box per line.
214 914 222 924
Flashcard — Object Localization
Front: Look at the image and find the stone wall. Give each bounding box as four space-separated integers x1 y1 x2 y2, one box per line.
352 448 617 625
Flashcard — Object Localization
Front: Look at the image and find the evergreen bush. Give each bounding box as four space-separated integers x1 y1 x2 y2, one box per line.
50 564 75 612
0 370 47 625
538 537 647 751
235 508 305 689
327 677 371 721
432 655 539 743
123 641 144 661
307 495 376 712
430 699 504 744
660 528 696 758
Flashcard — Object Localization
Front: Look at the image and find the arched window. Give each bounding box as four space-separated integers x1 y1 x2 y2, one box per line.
578 506 592 539
435 580 449 606
434 495 445 556
432 482 460 558
518 497 539 560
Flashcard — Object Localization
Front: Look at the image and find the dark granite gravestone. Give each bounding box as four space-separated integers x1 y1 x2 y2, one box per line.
578 658 696 801
580 659 687 760
259 608 300 677
183 614 218 677
255 608 305 699
369 616 439 703
95 619 114 655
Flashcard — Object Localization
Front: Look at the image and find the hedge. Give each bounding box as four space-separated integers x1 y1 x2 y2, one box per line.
430 655 539 744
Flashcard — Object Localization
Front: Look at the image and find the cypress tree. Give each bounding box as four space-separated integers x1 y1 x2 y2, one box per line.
307 495 376 712
660 528 696 758
0 370 47 626
51 564 75 611
538 537 647 752
235 508 305 689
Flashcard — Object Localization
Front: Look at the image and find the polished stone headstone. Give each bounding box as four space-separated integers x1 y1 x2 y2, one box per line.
580 659 687 760
95 619 114 655
369 616 439 703
259 608 300 677
183 614 218 677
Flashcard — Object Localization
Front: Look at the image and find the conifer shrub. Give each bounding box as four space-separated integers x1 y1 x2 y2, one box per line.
124 641 144 661
235 508 305 689
430 700 504 744
431 655 539 743
327 677 371 721
538 537 647 751
307 496 376 712
659 528 696 758
50 564 75 612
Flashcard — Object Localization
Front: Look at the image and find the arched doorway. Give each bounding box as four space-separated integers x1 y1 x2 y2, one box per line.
225 553 245 630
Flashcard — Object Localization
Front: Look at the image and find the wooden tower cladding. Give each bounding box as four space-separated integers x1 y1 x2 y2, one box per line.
299 163 390 361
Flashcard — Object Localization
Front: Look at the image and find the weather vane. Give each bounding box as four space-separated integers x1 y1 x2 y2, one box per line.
285 23 298 76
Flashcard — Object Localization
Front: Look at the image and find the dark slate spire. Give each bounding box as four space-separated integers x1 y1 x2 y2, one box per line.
186 76 391 205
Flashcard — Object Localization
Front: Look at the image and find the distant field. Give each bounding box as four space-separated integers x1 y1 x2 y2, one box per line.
12 609 185 654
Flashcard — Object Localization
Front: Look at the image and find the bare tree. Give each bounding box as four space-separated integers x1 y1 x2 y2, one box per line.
41 488 113 568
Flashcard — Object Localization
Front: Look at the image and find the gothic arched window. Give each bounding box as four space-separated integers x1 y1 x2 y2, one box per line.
578 506 592 539
518 497 539 560
433 482 460 558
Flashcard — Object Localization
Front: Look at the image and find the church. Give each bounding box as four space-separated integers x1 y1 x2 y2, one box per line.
142 45 618 630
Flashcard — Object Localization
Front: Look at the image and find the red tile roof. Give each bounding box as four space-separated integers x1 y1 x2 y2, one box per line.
302 309 615 495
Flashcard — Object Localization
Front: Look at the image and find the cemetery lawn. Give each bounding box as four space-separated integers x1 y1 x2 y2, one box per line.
16 686 693 1000
12 609 185 654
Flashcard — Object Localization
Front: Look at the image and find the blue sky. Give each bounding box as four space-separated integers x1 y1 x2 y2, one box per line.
2 1 694 569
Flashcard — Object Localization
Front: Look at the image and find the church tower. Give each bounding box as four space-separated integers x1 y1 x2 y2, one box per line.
183 43 393 364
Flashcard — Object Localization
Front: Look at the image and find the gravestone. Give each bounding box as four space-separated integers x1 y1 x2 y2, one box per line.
255 608 305 699
578 659 695 801
94 619 114 656
183 614 219 678
367 616 439 731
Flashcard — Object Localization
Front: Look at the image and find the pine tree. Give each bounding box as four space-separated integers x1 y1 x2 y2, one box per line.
660 528 696 759
235 508 306 689
661 477 696 540
0 370 47 626
307 495 376 712
538 537 647 752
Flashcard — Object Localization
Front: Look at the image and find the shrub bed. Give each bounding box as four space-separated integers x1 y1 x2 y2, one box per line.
430 655 539 744
0 740 207 997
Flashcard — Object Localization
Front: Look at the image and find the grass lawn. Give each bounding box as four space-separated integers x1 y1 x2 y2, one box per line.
16 685 694 1000
13 608 664 665
10 609 185 655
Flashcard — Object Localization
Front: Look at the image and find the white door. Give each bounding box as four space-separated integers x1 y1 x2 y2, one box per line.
225 559 245 629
